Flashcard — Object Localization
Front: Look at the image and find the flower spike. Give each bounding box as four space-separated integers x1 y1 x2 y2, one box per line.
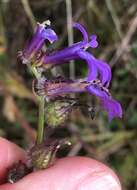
19 21 122 121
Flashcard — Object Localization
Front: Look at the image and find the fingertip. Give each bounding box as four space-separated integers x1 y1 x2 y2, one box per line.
0 156 122 190
55 157 122 190
76 159 122 190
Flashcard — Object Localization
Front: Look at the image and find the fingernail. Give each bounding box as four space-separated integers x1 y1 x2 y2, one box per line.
77 172 122 190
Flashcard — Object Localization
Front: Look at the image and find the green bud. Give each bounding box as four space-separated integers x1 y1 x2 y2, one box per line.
45 100 74 127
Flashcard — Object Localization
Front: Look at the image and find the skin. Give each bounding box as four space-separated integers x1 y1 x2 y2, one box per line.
0 137 122 190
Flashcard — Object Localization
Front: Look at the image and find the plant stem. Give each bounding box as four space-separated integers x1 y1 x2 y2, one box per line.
28 65 45 145
30 65 41 79
36 97 45 144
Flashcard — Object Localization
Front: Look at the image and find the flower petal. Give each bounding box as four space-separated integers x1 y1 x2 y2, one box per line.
77 51 111 86
73 23 88 43
44 41 85 66
43 28 58 43
77 50 98 81
94 59 112 87
23 23 58 61
86 84 122 120
101 98 122 121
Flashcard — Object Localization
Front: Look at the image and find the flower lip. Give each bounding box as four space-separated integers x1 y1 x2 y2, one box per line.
37 22 58 43
43 28 58 43
86 84 122 120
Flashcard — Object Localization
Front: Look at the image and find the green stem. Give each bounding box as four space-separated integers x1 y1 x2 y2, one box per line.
28 64 45 145
30 65 41 79
36 97 45 144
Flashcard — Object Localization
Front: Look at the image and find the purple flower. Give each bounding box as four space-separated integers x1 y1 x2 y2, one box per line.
18 20 58 65
19 21 122 121
43 23 111 87
36 77 122 121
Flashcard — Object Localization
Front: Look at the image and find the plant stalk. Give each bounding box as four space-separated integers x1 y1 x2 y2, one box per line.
36 97 45 144
29 65 45 145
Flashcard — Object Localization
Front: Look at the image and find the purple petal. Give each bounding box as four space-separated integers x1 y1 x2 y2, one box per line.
73 23 88 43
86 84 122 120
23 24 44 57
23 23 58 61
101 98 122 121
77 50 98 81
43 28 58 43
77 51 111 86
89 34 99 48
44 41 85 65
45 48 111 87
94 59 112 87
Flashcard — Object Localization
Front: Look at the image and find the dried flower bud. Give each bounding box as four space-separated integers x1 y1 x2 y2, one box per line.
29 139 71 170
7 161 32 183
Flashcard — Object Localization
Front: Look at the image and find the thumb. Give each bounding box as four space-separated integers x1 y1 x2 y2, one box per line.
0 156 121 190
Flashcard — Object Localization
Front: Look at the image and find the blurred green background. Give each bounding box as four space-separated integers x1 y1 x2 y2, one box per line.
0 0 137 189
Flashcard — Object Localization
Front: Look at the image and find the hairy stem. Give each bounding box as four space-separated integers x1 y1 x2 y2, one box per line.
29 65 45 144
36 97 45 144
